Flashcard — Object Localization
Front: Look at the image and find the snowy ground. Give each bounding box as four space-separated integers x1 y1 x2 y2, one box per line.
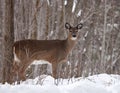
0 74 120 93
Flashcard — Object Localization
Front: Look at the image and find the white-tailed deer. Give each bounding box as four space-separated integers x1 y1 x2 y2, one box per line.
12 23 83 82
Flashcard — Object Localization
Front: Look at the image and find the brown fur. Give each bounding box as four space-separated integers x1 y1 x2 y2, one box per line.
12 23 83 82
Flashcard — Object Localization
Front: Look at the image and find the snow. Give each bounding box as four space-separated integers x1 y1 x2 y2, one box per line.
72 0 77 13
107 23 119 28
64 0 67 5
0 74 120 93
77 10 82 17
83 48 86 52
84 31 88 37
32 60 50 65
47 0 50 5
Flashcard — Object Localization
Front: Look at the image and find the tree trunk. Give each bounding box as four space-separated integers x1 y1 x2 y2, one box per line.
2 0 14 84
101 0 107 72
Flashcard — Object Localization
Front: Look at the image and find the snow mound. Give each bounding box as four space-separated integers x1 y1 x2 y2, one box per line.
0 74 120 93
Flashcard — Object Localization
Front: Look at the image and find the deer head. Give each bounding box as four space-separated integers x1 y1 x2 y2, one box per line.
65 23 83 40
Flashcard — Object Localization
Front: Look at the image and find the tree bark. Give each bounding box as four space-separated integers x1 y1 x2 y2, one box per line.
2 0 14 84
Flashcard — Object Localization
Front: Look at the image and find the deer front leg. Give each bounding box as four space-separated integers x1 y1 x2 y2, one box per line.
52 63 59 85
52 60 68 85
57 60 68 84
52 63 57 79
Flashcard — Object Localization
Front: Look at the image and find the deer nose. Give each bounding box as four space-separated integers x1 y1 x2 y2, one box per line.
72 35 76 37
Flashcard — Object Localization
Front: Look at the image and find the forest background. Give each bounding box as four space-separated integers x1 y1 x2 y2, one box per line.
0 0 120 83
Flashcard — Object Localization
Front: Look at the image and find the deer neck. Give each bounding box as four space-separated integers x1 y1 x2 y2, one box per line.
65 37 77 54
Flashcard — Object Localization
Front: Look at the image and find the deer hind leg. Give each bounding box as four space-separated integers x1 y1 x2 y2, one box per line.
18 70 26 81
18 64 28 82
18 59 33 82
13 68 26 84
11 61 20 83
12 62 27 84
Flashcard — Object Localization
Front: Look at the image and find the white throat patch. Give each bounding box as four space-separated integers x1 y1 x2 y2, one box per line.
71 37 77 40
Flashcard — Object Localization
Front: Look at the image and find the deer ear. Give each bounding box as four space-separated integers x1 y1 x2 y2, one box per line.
65 23 71 29
76 23 83 29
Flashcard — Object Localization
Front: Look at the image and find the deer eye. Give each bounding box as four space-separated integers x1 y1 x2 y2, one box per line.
69 30 72 32
75 30 78 32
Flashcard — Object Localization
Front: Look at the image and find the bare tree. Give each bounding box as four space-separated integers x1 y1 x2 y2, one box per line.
0 0 3 82
0 0 120 83
2 0 14 84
